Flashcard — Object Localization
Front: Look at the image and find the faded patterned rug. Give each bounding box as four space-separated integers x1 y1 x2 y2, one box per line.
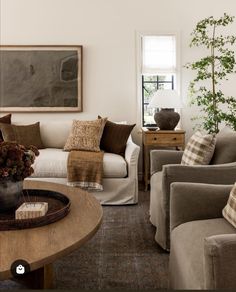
0 186 169 290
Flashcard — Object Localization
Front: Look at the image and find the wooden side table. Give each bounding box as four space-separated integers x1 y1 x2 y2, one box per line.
142 127 185 191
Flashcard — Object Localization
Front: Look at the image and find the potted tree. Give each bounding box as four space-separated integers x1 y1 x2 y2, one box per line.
186 13 236 133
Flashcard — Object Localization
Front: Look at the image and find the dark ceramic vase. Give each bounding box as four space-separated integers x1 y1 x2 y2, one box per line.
154 109 180 130
0 180 23 212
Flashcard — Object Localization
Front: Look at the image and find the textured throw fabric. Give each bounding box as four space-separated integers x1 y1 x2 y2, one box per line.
64 119 106 152
67 150 104 190
223 183 236 228
181 131 216 165
99 116 135 156
0 114 11 141
0 121 44 148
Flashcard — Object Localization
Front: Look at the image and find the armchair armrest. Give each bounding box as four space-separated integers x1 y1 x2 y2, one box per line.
125 139 140 177
170 182 232 231
150 150 183 175
204 234 236 289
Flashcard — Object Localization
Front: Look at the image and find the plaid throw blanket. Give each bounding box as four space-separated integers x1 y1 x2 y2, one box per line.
67 150 104 191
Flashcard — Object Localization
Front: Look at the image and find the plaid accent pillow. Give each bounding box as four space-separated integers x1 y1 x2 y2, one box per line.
181 131 216 165
223 183 236 228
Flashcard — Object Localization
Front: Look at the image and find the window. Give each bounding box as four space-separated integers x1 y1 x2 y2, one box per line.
141 35 177 126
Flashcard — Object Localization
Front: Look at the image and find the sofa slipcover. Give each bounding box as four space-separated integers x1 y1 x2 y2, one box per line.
22 120 140 205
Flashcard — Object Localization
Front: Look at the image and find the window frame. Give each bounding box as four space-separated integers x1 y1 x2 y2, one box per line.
136 31 181 128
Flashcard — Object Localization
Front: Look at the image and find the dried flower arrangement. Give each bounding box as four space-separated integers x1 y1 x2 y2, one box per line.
0 142 39 182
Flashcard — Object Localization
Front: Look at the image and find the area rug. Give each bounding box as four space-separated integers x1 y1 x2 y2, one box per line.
0 186 169 290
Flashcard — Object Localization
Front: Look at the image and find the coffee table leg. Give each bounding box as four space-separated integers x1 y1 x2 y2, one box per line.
14 263 54 289
35 264 54 289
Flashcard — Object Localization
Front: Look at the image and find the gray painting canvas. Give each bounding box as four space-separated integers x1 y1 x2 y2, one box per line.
0 48 82 111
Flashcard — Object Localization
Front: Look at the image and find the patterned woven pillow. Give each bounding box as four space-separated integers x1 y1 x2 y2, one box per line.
64 118 107 152
223 183 236 228
181 131 216 165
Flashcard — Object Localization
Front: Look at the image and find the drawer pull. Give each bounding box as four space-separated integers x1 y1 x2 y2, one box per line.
173 137 177 140
154 137 157 141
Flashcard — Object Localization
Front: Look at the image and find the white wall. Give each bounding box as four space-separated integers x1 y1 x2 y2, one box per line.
1 0 236 147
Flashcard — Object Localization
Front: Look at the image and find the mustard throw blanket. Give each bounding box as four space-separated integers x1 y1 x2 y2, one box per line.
67 150 104 191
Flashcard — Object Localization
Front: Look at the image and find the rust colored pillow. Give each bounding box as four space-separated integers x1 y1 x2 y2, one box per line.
99 118 135 156
0 114 11 141
0 122 44 149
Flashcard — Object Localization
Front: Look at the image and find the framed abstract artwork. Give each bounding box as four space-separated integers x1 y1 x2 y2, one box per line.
0 45 83 112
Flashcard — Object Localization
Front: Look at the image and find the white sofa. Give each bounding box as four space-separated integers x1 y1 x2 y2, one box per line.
28 121 140 205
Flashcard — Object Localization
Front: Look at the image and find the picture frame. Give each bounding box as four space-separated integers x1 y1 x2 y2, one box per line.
0 45 83 112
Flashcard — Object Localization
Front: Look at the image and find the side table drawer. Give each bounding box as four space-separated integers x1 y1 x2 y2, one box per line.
145 133 185 146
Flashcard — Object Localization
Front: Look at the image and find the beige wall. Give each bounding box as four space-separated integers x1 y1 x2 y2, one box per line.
1 0 236 172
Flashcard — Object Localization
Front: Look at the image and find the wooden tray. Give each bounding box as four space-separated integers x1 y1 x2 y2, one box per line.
0 189 71 231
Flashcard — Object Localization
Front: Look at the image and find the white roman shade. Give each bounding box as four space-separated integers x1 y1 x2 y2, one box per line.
142 35 176 74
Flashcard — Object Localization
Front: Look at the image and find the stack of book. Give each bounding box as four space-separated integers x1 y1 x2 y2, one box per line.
15 202 48 219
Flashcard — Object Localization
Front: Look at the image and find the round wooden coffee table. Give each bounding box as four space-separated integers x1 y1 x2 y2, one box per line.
0 180 103 289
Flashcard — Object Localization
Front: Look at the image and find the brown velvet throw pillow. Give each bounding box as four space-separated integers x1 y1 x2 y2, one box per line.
99 117 135 156
0 114 11 141
0 122 44 149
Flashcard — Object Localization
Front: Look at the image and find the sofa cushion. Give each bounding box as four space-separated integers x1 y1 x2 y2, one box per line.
170 218 236 289
32 148 127 178
0 114 11 141
64 119 106 152
24 120 132 149
0 122 44 149
181 131 216 165
40 121 72 148
211 127 236 164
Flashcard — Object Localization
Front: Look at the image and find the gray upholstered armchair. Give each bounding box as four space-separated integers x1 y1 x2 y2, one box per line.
169 182 236 289
149 129 236 251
